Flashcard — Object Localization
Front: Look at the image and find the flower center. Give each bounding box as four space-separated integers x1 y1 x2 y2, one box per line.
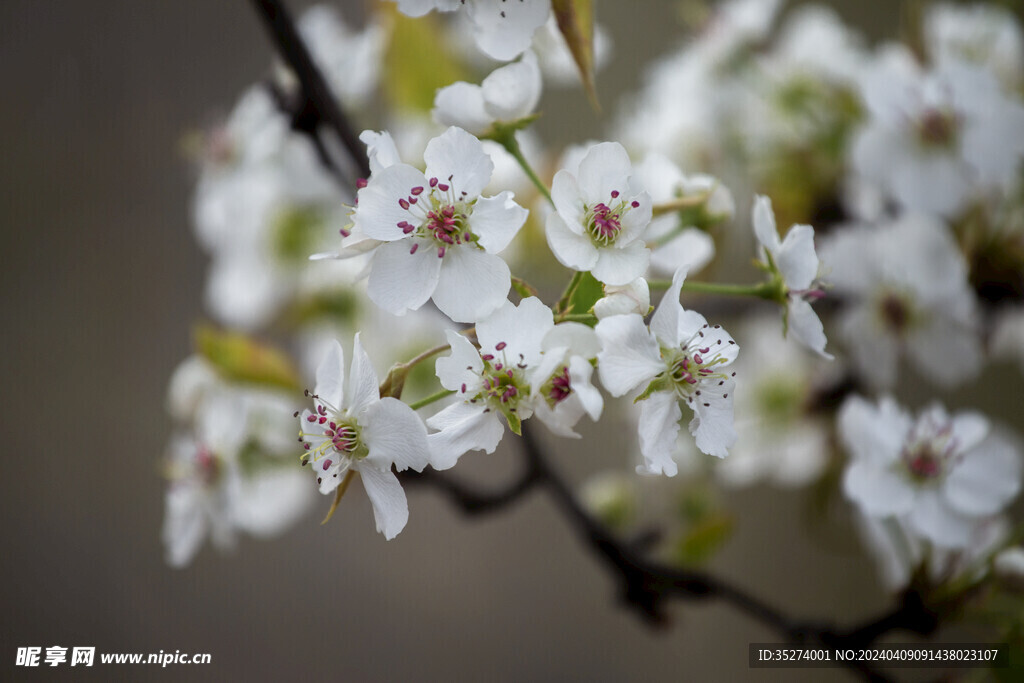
584 190 640 247
195 445 222 486
915 108 960 150
900 419 961 484
394 176 477 258
461 341 531 420
543 366 573 406
299 398 369 476
876 290 916 336
646 324 735 408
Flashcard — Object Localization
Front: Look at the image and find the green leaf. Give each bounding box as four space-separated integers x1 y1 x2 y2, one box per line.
382 6 469 114
673 513 735 566
505 410 522 436
550 0 599 109
568 271 603 319
194 325 300 392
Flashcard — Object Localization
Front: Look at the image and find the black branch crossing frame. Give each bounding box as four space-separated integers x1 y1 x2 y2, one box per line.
245 1 955 680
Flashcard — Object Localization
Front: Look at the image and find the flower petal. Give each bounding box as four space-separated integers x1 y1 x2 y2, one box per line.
788 297 833 359
546 212 599 271
426 401 504 467
843 461 915 516
482 51 541 121
688 380 736 458
435 329 484 392
423 126 493 200
907 489 977 548
577 142 633 204
649 266 686 345
837 395 910 466
431 246 510 323
776 224 819 291
315 339 345 410
752 195 780 252
346 333 381 416
356 463 408 540
367 239 443 315
355 163 428 241
637 391 682 476
591 239 650 286
472 191 528 253
433 82 491 135
465 0 549 61
944 436 1021 516
362 397 432 472
594 314 663 396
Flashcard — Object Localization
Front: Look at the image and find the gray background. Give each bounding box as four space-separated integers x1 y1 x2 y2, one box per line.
0 1 994 680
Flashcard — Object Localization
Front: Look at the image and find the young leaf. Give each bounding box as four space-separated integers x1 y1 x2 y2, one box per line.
194 325 300 391
550 0 599 109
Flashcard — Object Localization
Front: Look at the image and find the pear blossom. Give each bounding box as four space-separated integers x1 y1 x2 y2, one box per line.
428 297 601 467
295 4 385 108
389 0 550 61
752 195 832 359
433 51 541 136
839 395 1022 548
546 142 653 286
851 48 1024 217
593 278 650 320
633 153 722 278
351 126 528 323
163 374 313 567
299 336 432 539
595 267 738 472
820 214 981 388
924 2 1023 90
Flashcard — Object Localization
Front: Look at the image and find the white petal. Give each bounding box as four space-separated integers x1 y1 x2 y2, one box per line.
688 381 737 458
550 169 585 229
905 319 982 387
546 213 599 271
843 461 915 516
577 142 633 204
367 239 443 315
594 314 663 396
637 391 682 476
472 191 528 253
650 229 715 276
346 333 380 416
951 412 990 453
907 490 977 548
362 398 432 472
840 306 899 389
568 356 603 421
315 339 345 409
426 402 504 467
776 224 819 291
476 295 553 365
837 395 910 466
649 266 686 345
593 278 651 319
423 126 493 200
542 322 601 358
944 437 1021 516
355 164 429 241
356 464 409 540
751 195 780 252
432 247 510 323
432 82 491 135
394 0 459 18
482 51 542 121
787 297 833 359
163 485 209 568
465 0 550 61
360 130 403 174
435 329 484 392
591 240 650 286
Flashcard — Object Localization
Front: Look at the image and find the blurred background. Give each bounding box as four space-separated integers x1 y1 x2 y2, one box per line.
1 1 1013 681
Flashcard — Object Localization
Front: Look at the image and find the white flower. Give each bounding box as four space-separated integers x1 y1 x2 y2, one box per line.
593 278 650 320
820 214 981 388
299 336 432 539
924 2 1023 90
715 317 830 489
390 0 550 61
545 142 653 285
852 48 1024 217
839 395 1022 548
752 195 832 359
163 385 312 567
433 51 541 136
351 126 528 323
633 153 722 278
595 267 739 472
428 297 601 467
296 5 385 108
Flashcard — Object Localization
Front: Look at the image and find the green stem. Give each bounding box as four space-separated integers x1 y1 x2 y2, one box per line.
490 126 553 206
648 279 779 300
650 194 707 218
558 313 597 324
556 271 584 314
408 389 456 411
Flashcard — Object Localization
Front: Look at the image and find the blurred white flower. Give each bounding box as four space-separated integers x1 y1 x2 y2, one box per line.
296 4 385 108
852 48 1024 217
839 395 1021 548
299 337 431 539
546 142 652 285
924 2 1023 90
433 51 541 136
820 214 981 388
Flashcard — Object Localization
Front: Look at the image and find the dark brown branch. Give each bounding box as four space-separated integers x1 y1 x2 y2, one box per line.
249 0 371 184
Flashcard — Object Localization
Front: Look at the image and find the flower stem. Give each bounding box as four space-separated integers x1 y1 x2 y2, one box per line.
648 279 779 300
558 313 597 324
556 271 584 314
651 194 707 218
489 125 553 206
408 389 456 411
